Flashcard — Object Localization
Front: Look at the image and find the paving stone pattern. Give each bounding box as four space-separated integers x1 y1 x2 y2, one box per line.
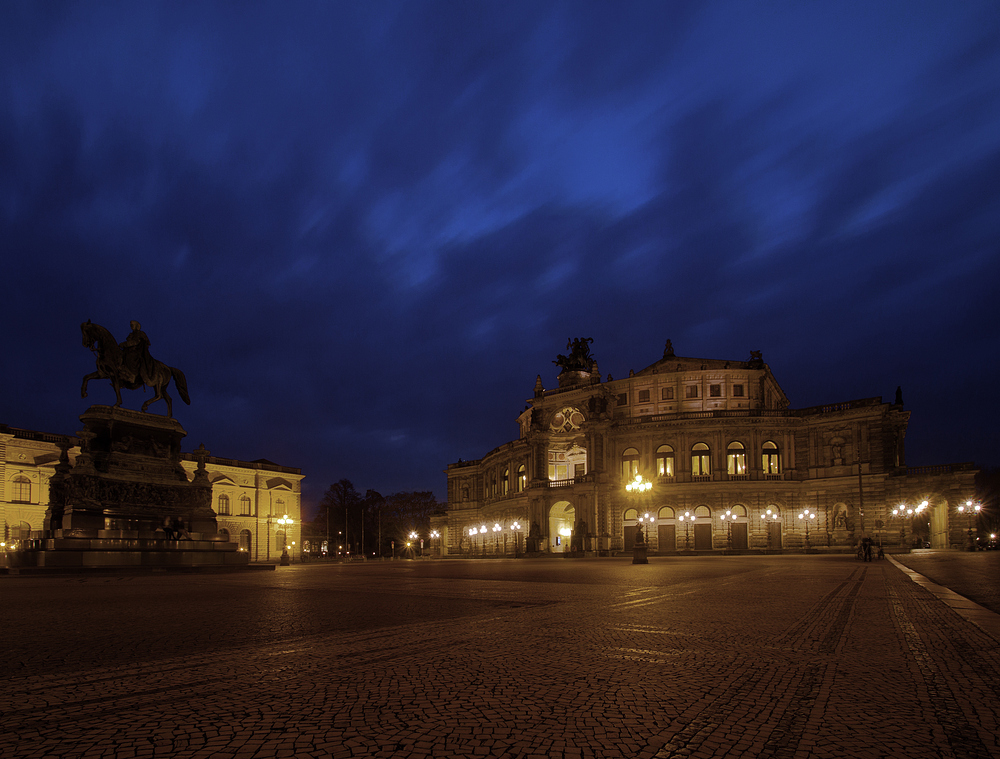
2 556 1000 759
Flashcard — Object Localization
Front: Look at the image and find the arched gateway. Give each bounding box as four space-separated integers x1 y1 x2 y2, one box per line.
548 501 574 553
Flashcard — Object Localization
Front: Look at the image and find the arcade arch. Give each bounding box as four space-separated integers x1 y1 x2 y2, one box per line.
548 500 575 553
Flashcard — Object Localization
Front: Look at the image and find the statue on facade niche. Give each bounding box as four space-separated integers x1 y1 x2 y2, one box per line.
80 320 191 418
554 337 596 373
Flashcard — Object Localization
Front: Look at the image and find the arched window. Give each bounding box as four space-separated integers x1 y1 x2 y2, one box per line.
11 476 31 502
621 448 640 480
239 495 253 516
656 445 675 477
658 506 675 519
218 528 230 542
516 465 526 492
762 441 780 474
275 498 286 516
501 468 509 496
727 442 746 476
691 443 710 476
217 494 231 515
239 529 252 553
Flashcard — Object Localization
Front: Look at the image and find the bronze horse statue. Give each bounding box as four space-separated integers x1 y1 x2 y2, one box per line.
80 320 190 418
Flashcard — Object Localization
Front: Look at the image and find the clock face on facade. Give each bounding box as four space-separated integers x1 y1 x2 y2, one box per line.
550 407 585 433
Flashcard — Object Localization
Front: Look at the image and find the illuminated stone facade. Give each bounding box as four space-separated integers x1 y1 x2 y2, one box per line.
436 346 977 556
1 423 302 562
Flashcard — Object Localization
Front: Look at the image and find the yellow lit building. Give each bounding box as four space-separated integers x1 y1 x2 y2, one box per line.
435 343 977 556
1 422 302 562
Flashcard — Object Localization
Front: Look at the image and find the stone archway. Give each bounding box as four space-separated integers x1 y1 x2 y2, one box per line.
549 501 575 553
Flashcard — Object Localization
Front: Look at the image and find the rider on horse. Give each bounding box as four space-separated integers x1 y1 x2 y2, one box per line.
119 321 156 388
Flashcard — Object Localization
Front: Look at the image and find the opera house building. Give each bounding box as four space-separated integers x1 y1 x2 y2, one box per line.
435 342 976 557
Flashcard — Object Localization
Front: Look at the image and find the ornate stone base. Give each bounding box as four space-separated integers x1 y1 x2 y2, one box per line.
632 543 649 564
40 405 235 568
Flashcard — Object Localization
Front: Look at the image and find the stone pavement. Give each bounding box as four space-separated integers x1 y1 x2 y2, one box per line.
3 556 1000 759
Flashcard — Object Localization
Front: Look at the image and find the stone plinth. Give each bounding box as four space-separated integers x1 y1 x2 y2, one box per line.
27 405 247 569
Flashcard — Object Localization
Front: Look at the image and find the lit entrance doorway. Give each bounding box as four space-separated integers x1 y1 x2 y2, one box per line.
549 501 575 553
622 508 639 550
657 507 676 552
693 505 713 550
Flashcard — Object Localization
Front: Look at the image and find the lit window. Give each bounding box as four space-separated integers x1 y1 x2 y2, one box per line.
656 445 674 477
517 465 526 492
240 495 253 516
638 389 650 403
11 476 30 503
502 468 509 496
691 443 710 476
762 441 780 474
685 386 699 399
621 448 640 480
733 384 744 397
727 442 746 475
661 387 674 401
710 384 722 398
218 494 231 515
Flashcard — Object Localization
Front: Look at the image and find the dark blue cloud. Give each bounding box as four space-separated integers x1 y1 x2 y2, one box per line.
2 1 999 507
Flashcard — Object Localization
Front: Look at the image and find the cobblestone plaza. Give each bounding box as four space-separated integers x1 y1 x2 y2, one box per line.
3 554 1000 759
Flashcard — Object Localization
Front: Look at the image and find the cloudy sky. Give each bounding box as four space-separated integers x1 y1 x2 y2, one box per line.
2 2 998 509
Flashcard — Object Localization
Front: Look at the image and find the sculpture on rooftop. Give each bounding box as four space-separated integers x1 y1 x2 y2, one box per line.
80 320 190 418
554 337 596 373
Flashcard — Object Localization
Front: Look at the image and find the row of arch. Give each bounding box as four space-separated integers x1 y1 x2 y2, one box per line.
216 494 286 517
622 441 781 478
480 465 527 499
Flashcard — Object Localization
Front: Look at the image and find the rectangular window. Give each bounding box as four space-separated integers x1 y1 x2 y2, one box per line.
661 387 674 400
638 389 650 403
733 384 744 397
617 393 628 406
710 384 722 397
685 385 699 399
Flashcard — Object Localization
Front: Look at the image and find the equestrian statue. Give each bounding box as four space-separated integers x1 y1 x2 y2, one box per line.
80 320 190 418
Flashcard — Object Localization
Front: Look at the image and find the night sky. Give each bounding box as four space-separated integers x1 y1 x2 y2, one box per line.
3 2 999 511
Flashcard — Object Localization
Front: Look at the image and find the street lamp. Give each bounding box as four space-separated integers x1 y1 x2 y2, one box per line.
762 509 780 550
678 511 694 550
510 521 522 557
276 514 294 566
891 501 926 548
492 523 501 554
720 510 733 549
626 473 653 564
957 500 982 552
797 508 816 550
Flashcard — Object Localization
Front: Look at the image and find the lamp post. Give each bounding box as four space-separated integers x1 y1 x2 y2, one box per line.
678 511 694 551
891 501 926 549
720 510 733 550
275 514 294 566
797 508 816 550
626 473 653 564
430 529 440 558
492 523 501 555
762 509 780 550
511 521 522 557
957 500 981 552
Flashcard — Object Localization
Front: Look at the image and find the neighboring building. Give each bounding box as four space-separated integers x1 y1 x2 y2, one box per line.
1 423 302 562
435 342 977 556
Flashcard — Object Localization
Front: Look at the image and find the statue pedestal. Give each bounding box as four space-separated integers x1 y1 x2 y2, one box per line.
632 542 648 565
27 405 247 569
